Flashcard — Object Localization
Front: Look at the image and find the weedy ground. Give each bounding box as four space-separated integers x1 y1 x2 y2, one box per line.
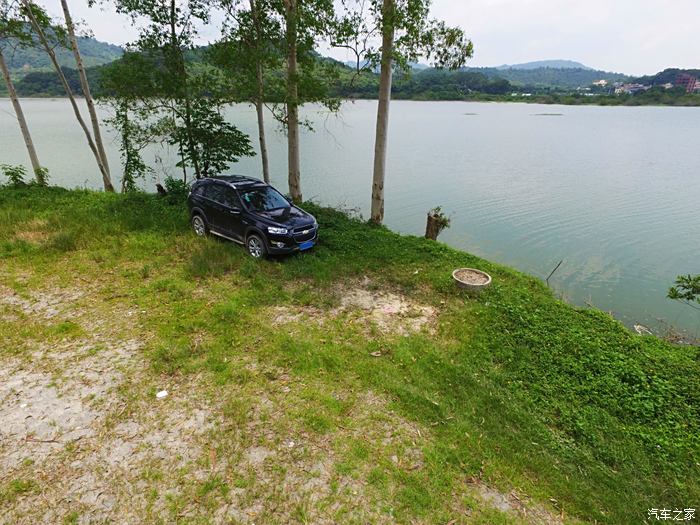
0 187 698 525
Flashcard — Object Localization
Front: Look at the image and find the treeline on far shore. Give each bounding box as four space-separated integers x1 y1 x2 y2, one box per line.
4 62 700 107
1 59 513 100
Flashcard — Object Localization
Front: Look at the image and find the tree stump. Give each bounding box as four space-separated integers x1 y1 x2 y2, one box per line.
425 211 441 240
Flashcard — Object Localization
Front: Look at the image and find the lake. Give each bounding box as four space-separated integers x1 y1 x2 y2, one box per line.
1 98 699 336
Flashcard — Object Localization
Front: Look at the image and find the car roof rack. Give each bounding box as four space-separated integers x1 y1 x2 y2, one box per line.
207 175 266 189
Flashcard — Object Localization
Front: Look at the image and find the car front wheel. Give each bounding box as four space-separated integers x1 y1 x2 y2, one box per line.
192 214 207 237
246 234 267 258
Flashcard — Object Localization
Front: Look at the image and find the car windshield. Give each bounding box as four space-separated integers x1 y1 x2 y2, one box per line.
240 186 290 212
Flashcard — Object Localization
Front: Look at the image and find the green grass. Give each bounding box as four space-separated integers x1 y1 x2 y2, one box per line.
0 185 698 524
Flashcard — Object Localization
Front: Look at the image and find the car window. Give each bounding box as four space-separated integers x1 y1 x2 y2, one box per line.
221 187 241 208
240 186 289 212
202 183 225 203
192 184 205 196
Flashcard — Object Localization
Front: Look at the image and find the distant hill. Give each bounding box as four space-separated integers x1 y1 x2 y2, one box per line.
496 59 593 70
339 57 625 89
468 66 629 89
634 68 700 86
2 36 122 73
342 60 429 72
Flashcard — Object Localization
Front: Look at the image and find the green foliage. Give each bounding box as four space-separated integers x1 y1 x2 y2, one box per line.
0 478 39 505
1 35 122 72
635 68 700 87
0 163 26 186
100 0 254 179
168 99 254 178
103 99 152 192
334 0 473 73
427 205 450 232
669 275 700 309
33 166 48 186
478 65 628 89
47 231 78 251
207 0 285 104
162 176 190 204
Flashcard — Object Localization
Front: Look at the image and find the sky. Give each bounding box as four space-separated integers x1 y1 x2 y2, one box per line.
52 0 700 76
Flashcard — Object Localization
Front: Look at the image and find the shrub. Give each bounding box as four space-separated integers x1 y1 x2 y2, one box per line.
1 165 27 187
34 167 49 187
162 176 190 204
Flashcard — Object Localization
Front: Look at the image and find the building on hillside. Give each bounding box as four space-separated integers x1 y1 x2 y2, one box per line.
675 74 697 93
661 82 675 90
592 79 608 87
615 83 650 95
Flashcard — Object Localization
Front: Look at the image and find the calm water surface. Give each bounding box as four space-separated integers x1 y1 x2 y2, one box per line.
1 98 699 335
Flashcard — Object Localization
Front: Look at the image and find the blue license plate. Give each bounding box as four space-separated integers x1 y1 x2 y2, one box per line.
299 240 315 251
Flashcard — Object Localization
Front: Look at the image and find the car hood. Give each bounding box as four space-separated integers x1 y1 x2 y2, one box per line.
254 206 314 229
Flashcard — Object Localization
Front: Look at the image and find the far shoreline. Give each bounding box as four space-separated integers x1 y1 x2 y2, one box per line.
2 95 700 108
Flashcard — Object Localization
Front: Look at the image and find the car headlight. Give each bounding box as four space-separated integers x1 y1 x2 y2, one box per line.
267 226 288 235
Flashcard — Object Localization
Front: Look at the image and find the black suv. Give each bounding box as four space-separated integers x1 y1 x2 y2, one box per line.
187 175 318 258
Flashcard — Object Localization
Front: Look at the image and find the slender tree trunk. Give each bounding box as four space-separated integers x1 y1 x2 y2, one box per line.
0 47 43 181
169 0 201 179
370 0 395 224
60 0 111 183
23 1 114 191
250 0 270 183
255 98 270 183
284 0 301 202
118 100 131 192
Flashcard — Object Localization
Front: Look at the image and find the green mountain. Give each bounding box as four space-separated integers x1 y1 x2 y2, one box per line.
634 68 700 86
469 66 629 90
2 36 122 73
496 59 593 70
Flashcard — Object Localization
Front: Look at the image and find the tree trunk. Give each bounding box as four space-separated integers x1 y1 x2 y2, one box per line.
23 1 114 192
118 100 132 192
255 98 270 183
168 0 201 179
60 0 112 188
250 0 270 184
0 47 43 181
425 212 441 240
284 0 302 202
370 0 395 224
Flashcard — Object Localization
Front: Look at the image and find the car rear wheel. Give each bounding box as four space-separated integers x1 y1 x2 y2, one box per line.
192 214 207 237
246 234 267 258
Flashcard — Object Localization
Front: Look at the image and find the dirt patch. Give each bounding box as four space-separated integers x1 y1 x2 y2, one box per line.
14 219 50 244
468 481 565 525
338 287 436 335
0 282 218 524
0 338 141 472
0 285 85 319
271 280 436 337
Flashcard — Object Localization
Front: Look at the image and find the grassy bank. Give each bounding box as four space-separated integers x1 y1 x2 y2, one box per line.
1 186 698 524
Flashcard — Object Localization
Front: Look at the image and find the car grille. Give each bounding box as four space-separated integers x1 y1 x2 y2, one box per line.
292 225 316 243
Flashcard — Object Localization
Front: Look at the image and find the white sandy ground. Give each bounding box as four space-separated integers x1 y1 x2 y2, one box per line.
0 281 565 524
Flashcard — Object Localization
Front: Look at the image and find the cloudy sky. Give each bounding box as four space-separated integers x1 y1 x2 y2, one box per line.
57 0 699 76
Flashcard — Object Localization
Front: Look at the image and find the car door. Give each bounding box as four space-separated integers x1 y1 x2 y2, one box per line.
202 183 229 233
218 187 245 241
